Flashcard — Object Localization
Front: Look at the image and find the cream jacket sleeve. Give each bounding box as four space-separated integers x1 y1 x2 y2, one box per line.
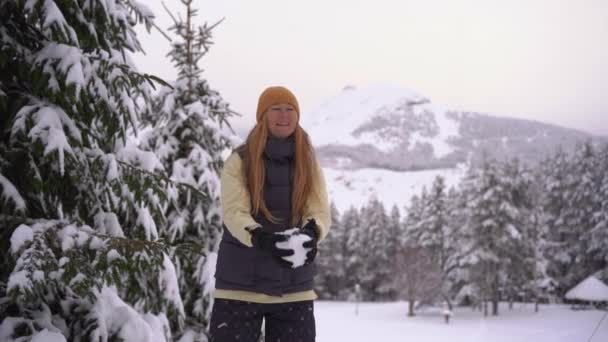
221 152 260 247
303 158 332 242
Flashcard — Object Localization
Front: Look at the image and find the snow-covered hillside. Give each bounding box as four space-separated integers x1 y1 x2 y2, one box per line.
324 166 464 213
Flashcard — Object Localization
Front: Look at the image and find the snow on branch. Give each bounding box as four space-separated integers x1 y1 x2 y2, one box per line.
11 102 82 176
34 42 87 96
87 286 170 342
0 173 27 213
24 0 79 45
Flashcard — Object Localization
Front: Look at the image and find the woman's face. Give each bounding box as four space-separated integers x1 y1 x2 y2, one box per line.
265 103 297 138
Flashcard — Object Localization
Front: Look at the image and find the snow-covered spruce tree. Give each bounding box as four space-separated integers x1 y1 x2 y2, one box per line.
458 158 533 316
567 142 606 284
520 178 554 311
443 185 473 304
0 1 189 341
538 147 573 295
396 193 441 316
497 159 539 307
387 204 402 267
341 206 363 300
386 203 404 301
405 176 463 308
315 202 343 299
358 197 393 301
138 0 236 339
541 142 605 294
589 143 608 277
402 192 424 248
457 164 497 316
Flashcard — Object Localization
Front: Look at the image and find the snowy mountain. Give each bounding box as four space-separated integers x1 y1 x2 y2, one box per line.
302 84 601 172
298 84 605 212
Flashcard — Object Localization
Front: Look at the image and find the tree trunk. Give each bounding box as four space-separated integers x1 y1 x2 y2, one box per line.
443 295 453 311
483 300 488 317
408 299 416 317
491 276 500 316
535 300 539 313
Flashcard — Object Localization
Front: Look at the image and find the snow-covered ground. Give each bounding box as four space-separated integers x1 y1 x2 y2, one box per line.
315 301 608 342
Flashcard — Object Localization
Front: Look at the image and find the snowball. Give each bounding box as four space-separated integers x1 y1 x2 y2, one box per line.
276 229 312 269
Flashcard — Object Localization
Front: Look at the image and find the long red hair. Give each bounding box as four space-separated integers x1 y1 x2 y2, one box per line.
241 120 315 225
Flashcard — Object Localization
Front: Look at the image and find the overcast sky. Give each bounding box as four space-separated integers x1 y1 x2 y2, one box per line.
133 0 608 137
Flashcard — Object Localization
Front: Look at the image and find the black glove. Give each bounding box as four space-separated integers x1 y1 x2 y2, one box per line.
249 228 294 268
300 219 319 264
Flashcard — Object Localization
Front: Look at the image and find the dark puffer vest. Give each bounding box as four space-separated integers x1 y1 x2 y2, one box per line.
214 137 316 296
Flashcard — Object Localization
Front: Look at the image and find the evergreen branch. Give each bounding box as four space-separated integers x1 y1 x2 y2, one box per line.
106 236 168 251
146 74 173 88
115 159 210 200
0 214 35 225
150 21 173 43
124 0 172 43
162 2 179 27
207 18 225 32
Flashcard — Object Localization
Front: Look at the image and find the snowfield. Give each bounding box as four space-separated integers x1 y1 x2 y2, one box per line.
314 301 608 342
324 166 464 213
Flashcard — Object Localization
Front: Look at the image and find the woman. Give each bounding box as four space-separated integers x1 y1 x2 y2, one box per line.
210 86 331 342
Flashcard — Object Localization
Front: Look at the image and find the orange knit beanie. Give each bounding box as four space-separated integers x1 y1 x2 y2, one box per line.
256 86 300 123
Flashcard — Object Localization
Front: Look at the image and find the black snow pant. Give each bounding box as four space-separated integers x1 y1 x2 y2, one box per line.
209 298 316 342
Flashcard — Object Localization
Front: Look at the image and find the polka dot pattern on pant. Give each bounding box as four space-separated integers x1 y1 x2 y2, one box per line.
209 299 315 342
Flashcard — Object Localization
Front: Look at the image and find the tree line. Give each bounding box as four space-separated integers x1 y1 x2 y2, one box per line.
316 142 608 317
